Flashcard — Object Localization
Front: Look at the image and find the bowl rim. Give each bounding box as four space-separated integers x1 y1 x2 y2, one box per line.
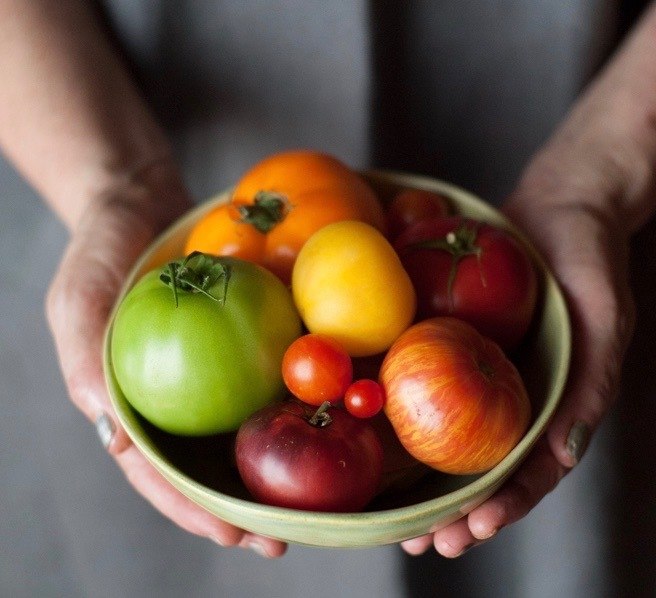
103 169 572 544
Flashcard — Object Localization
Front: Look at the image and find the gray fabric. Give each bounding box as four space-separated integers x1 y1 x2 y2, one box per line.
2 2 656 597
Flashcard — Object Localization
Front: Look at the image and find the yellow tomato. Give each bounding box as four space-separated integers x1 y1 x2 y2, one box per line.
292 220 416 357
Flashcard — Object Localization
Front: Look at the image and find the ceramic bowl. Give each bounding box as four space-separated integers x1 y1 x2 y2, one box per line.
103 170 571 548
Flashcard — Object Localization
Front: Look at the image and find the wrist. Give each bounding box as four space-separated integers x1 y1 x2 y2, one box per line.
507 99 654 237
72 153 193 239
508 3 656 234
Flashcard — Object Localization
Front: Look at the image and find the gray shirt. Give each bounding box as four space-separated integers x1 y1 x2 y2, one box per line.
100 1 619 201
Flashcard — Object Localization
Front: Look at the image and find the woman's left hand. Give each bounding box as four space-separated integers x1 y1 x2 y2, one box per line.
401 3 656 557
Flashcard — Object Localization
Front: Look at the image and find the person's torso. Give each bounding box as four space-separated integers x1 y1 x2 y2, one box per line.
98 0 630 203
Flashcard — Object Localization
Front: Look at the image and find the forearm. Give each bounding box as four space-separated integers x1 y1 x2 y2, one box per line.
0 0 178 230
513 2 656 233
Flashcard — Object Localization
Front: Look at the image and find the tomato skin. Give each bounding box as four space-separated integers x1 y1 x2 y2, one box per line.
184 151 385 285
386 188 450 241
282 334 353 406
395 216 538 350
344 379 385 418
235 401 384 512
110 256 302 435
183 202 266 264
292 220 416 357
380 317 531 475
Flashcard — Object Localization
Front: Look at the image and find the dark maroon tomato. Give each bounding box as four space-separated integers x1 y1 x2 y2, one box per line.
234 401 384 512
395 216 538 350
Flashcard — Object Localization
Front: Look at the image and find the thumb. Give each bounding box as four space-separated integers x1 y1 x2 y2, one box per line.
504 197 635 468
46 188 187 454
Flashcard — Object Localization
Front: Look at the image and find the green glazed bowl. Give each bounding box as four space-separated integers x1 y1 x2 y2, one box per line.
103 170 571 548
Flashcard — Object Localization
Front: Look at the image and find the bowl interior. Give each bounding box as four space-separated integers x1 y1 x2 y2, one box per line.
104 170 571 547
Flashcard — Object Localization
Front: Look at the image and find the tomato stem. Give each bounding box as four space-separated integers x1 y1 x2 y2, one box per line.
409 220 483 311
479 360 496 379
160 252 231 307
237 191 290 233
308 401 333 427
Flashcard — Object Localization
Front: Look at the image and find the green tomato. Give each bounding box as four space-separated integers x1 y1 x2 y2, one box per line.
110 253 302 435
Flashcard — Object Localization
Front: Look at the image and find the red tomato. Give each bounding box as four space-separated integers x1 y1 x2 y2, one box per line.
344 379 385 418
234 401 384 512
380 317 531 475
395 215 538 350
282 334 353 405
386 188 450 240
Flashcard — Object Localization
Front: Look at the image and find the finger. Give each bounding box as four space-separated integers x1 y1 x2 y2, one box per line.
545 247 635 468
430 517 479 558
400 534 434 556
465 438 567 542
403 437 566 558
46 196 156 453
508 202 635 468
115 440 288 556
116 444 247 546
238 534 288 559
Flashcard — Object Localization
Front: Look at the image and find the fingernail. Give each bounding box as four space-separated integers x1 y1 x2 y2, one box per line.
455 542 476 557
248 541 269 558
566 421 590 464
95 412 116 449
478 526 500 541
209 535 227 547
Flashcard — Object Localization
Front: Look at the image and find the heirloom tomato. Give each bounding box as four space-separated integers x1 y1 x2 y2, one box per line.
292 220 416 357
184 150 385 285
282 334 353 406
380 317 531 475
385 188 450 240
110 253 302 436
344 379 385 419
395 215 538 350
235 400 384 512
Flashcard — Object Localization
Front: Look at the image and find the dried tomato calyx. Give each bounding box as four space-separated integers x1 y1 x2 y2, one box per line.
307 401 333 428
237 191 290 233
160 251 231 307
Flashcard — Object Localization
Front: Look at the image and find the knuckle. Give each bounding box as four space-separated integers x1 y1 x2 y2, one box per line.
504 443 566 519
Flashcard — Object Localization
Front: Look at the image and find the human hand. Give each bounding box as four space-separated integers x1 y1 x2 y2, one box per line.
401 164 636 558
399 5 656 550
403 52 656 554
45 162 288 558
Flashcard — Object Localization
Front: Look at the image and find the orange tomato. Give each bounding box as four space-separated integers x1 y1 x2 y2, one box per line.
185 150 385 284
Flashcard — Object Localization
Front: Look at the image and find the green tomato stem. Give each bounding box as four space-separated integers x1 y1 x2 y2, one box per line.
159 252 231 307
409 221 484 311
238 191 290 233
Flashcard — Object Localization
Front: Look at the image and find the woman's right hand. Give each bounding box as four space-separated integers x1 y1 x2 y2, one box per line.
45 161 289 558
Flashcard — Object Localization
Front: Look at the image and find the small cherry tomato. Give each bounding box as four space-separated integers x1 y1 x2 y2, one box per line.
344 379 386 418
282 334 353 405
386 188 450 240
